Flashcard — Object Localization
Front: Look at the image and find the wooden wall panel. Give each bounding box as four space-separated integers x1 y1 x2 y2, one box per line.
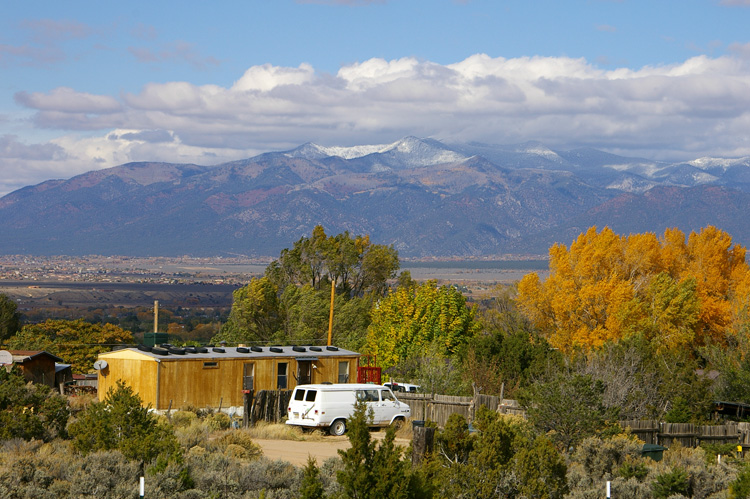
96 351 360 410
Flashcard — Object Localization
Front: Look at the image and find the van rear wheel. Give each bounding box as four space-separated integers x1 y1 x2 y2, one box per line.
329 419 346 436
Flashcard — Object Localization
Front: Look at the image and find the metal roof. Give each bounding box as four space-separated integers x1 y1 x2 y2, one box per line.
7 350 65 363
106 345 359 361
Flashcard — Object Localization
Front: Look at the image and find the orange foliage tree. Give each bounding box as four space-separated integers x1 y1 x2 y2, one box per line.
517 226 750 354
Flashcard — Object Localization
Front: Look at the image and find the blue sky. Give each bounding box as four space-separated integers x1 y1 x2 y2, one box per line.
2 0 750 196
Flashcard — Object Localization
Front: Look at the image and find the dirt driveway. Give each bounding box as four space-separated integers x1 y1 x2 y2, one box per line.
255 431 412 466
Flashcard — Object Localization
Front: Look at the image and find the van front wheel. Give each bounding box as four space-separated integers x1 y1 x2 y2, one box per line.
329 420 346 436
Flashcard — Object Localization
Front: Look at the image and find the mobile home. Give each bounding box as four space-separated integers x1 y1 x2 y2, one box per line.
96 345 359 410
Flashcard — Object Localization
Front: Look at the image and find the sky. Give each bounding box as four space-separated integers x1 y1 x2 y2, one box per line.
2 0 750 197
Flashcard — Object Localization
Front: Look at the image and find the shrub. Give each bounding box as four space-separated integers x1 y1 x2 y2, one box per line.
175 421 211 449
171 410 198 428
206 412 231 431
652 467 691 498
213 430 263 460
68 450 140 498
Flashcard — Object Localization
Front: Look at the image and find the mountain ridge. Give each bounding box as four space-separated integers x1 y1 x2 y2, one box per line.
1 137 749 258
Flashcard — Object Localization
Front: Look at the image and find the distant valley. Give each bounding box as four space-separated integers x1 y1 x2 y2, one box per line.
1 136 749 258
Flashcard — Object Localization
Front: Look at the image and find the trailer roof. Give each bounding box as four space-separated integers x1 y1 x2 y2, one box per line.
101 345 359 361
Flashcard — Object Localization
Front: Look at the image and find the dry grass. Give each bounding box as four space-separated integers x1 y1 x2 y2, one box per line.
67 393 97 413
244 421 328 441
395 419 415 440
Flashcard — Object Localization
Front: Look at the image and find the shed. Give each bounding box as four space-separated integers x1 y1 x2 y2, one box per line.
96 345 360 410
2 350 64 388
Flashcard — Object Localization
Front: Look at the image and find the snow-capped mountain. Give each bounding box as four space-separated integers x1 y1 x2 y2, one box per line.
1 137 749 257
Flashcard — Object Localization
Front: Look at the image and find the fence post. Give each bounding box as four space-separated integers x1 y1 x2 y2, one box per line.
412 426 435 466
243 390 254 428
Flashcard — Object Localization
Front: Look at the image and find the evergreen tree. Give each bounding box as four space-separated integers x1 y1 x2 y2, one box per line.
299 456 326 499
0 366 69 441
337 399 416 499
0 293 21 343
69 381 180 463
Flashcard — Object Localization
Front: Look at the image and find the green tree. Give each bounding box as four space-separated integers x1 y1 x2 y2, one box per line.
6 319 133 374
430 408 567 499
265 225 400 297
468 289 560 397
731 464 750 499
299 456 326 499
69 380 180 463
0 366 69 441
213 276 282 344
0 293 21 344
366 281 480 372
652 467 691 499
519 372 619 450
337 399 416 499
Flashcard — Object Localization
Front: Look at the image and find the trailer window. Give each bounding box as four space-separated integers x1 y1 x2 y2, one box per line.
305 390 317 402
277 362 288 389
338 361 349 383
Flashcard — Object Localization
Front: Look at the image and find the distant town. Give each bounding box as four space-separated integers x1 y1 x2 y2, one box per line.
0 255 270 286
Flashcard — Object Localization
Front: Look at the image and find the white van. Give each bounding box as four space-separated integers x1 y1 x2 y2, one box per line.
286 383 411 435
384 381 421 393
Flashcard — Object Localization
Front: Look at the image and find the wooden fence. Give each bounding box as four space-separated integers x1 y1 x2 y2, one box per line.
246 390 750 451
397 393 524 427
246 390 292 426
619 420 745 447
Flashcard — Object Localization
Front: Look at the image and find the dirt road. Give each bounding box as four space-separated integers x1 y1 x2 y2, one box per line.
255 432 411 466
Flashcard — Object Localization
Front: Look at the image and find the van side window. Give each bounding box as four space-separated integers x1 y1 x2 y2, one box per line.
294 389 305 401
361 389 379 402
381 390 395 401
305 390 317 402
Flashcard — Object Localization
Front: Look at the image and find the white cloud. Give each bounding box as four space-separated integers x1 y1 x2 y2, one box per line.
7 52 750 196
15 87 121 114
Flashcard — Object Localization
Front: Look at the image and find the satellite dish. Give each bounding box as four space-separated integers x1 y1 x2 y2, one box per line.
0 350 12 365
93 360 108 371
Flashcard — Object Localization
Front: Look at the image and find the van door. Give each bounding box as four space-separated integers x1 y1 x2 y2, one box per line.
357 388 385 424
375 388 400 424
289 387 318 422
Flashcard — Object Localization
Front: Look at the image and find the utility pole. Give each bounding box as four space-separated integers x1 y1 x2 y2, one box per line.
327 280 335 346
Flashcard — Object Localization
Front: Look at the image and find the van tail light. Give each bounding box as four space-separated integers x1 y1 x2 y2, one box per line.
287 407 291 411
